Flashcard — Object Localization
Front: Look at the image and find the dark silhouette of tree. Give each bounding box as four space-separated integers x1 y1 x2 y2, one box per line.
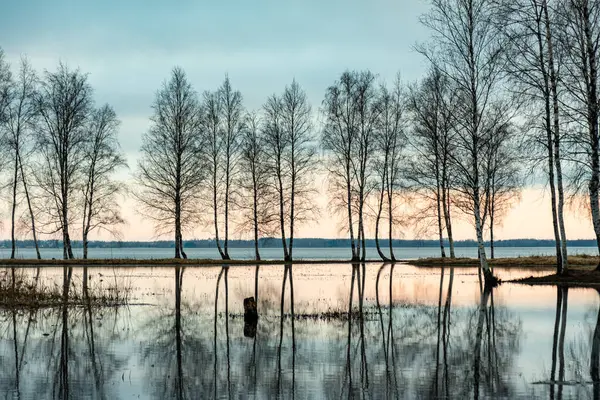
81 105 126 290
558 0 600 270
34 63 92 260
496 0 568 273
4 57 41 259
201 90 228 259
420 0 507 286
262 80 317 261
236 112 276 260
483 122 522 259
218 76 244 260
135 67 205 258
373 76 406 261
321 71 363 261
406 66 457 258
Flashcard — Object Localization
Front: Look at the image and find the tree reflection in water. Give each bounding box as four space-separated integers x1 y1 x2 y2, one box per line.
8 264 598 399
0 267 128 399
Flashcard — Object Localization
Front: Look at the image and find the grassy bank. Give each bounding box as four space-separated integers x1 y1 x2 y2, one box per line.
410 255 600 269
510 267 600 287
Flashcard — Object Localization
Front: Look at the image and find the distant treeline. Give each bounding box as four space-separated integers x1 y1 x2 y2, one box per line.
1 238 597 249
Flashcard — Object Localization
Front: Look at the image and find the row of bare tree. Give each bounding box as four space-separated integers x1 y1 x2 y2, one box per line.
0 48 524 265
6 0 599 274
134 65 523 267
135 69 318 261
416 0 600 285
0 52 126 260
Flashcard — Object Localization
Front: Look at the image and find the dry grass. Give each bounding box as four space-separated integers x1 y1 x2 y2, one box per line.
0 268 131 309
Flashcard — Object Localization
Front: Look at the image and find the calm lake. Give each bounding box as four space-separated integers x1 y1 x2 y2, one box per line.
0 263 598 399
2 245 598 260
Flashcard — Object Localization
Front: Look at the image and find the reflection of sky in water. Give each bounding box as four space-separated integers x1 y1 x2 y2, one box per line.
0 264 597 398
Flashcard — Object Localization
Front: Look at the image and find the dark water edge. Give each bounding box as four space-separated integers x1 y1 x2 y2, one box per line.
0 264 598 399
1 245 598 261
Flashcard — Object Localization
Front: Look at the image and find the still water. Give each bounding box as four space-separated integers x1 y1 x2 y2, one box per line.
3 245 598 260
0 263 598 399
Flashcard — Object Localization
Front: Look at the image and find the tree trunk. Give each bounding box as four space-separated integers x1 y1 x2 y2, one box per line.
387 178 396 262
289 174 295 262
213 162 227 260
18 154 40 259
10 156 18 259
436 184 446 259
490 199 495 260
543 2 568 275
277 169 289 261
253 177 261 261
175 192 181 259
443 186 456 258
179 232 187 259
474 188 497 287
224 171 230 259
347 162 358 261
375 174 390 261
580 3 600 270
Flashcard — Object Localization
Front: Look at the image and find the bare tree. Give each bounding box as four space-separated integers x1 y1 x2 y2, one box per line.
81 104 127 264
373 75 406 261
263 80 317 261
558 0 600 269
236 112 275 260
496 0 568 273
321 72 361 260
354 72 381 261
4 58 41 259
135 67 204 259
201 90 228 259
218 76 244 259
483 123 522 259
34 63 92 259
420 0 506 286
406 67 457 259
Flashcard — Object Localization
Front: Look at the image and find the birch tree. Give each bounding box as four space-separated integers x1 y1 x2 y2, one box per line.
201 91 228 259
35 63 92 259
406 67 457 258
484 123 522 258
321 72 361 260
217 76 244 260
81 104 126 263
496 0 568 273
373 76 406 261
263 80 317 261
420 0 506 286
237 112 275 260
559 0 600 269
135 67 204 259
4 58 41 259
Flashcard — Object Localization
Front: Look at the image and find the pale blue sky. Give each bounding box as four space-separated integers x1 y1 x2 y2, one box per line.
6 0 584 241
0 0 431 159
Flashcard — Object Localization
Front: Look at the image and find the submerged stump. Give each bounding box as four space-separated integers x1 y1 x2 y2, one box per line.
243 296 258 338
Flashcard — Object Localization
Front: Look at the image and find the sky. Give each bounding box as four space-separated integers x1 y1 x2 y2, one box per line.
0 0 594 242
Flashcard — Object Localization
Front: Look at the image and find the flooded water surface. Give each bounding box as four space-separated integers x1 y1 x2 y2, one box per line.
0 263 598 399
